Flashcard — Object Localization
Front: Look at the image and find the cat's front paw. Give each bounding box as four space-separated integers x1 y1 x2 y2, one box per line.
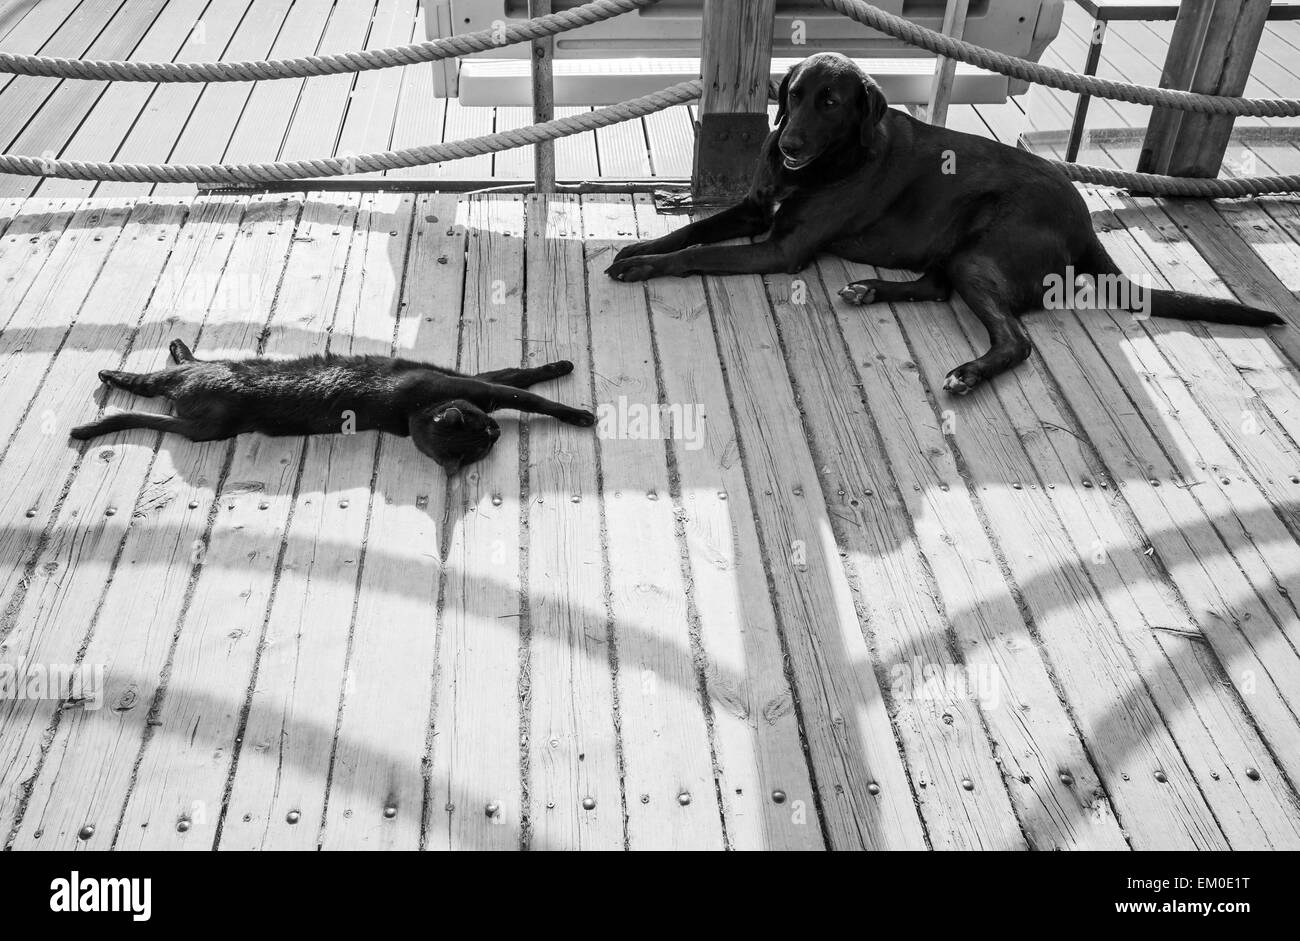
545 360 575 378
559 407 597 427
606 254 664 282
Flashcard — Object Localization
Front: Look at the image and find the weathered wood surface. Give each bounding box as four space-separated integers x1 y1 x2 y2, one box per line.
2 191 1300 850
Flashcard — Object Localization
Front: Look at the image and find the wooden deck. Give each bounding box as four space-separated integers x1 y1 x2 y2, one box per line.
1 188 1299 850
3 0 1300 197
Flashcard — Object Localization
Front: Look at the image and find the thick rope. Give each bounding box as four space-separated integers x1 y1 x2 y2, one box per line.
1059 163 1300 197
0 0 659 82
0 81 701 183
820 0 1300 117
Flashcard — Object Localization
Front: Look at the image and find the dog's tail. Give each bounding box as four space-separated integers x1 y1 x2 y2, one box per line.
1078 240 1284 328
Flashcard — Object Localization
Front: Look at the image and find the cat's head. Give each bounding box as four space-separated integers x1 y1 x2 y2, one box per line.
409 399 501 474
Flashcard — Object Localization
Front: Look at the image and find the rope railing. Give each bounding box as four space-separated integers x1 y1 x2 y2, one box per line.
819 0 1300 118
0 0 660 82
0 81 702 184
0 0 1296 196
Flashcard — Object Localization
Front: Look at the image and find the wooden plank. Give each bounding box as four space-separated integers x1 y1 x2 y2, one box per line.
491 107 536 180
330 0 418 180
594 118 652 178
0 197 81 334
0 200 136 608
523 195 621 849
13 0 214 200
385 2 446 183
152 0 317 196
1 195 254 848
630 197 819 849
0 0 117 110
278 1 380 163
0 198 192 839
642 106 695 178
83 1 255 200
423 195 525 851
220 0 338 164
760 258 1026 847
221 194 410 851
873 270 1232 848
0 0 69 45
324 194 464 850
435 101 494 178
901 257 1300 846
96 194 311 850
583 196 722 848
0 0 167 158
699 236 925 849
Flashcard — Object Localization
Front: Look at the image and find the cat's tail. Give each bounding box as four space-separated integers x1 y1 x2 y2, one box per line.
169 338 198 364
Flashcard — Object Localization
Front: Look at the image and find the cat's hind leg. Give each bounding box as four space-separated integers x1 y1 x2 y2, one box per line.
69 412 233 442
473 360 574 388
169 338 198 363
98 369 178 398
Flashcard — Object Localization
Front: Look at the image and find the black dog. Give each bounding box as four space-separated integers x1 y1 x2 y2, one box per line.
607 53 1282 394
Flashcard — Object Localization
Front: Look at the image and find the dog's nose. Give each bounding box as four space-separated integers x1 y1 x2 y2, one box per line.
780 134 806 157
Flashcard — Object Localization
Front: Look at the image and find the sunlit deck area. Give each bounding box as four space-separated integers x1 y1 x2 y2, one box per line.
1 188 1300 849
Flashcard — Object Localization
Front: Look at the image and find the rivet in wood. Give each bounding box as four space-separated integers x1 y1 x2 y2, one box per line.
286 810 301 824
1149 478 1160 487
338 498 349 508
485 802 499 818
792 486 803 497
866 783 879 796
1154 771 1168 783
1209 771 1220 780
581 797 596 810
640 794 650 804
104 507 116 516
646 491 658 501
864 489 873 497
24 509 35 518
1291 475 1300 484
491 495 502 506
445 803 455 813
1245 767 1261 781
961 778 974 791
177 818 191 833
1082 479 1093 488
1059 772 1074 786
717 491 727 500
546 801 555 809
771 789 787 804
1220 477 1230 486
1121 773 1130 781
384 805 397 819
570 495 580 503
188 500 200 509
78 825 95 841
258 501 269 510
677 792 691 806
1012 482 1022 490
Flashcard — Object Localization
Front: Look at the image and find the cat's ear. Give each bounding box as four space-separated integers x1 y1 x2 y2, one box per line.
435 406 464 426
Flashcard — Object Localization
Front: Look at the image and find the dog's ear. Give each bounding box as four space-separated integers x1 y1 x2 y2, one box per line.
858 77 889 145
774 68 795 127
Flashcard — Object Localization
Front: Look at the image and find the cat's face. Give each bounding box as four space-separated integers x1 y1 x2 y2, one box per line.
409 399 501 473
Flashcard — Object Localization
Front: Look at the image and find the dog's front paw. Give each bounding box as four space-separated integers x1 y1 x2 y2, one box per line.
838 282 878 306
606 254 664 282
612 241 657 264
559 407 597 427
942 363 982 396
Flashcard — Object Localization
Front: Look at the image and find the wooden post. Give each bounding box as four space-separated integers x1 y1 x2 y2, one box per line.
1137 0 1270 178
693 0 776 201
530 0 556 193
924 0 970 128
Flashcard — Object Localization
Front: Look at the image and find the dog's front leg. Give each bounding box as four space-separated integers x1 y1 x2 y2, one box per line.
609 199 772 265
606 238 809 281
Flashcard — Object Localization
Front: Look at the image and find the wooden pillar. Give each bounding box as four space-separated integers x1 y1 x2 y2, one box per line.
1137 0 1270 178
530 0 556 193
692 0 776 200
924 0 970 128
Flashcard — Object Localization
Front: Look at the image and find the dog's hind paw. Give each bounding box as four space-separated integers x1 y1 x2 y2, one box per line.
942 364 981 396
838 282 877 306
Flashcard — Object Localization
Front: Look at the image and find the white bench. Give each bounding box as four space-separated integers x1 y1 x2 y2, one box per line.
424 0 1065 108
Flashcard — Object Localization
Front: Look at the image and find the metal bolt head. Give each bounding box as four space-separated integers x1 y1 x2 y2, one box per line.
581 797 596 810
286 810 301 824
771 789 787 804
1154 770 1168 783
78 824 95 841
485 802 499 818
1245 767 1261 781
177 818 191 833
1059 772 1074 786
677 792 691 806
866 782 880 796
384 805 398 819
961 778 974 791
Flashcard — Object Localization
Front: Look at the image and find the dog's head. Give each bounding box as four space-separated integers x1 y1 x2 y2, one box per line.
774 53 889 171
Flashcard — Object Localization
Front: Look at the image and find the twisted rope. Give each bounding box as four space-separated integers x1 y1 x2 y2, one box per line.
0 0 659 82
820 0 1300 117
0 81 701 183
1059 163 1300 197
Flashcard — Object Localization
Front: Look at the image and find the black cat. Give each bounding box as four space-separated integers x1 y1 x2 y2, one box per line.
70 340 596 473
